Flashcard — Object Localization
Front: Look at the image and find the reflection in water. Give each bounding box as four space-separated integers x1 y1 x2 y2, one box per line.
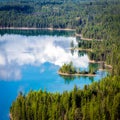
78 50 87 57
0 29 75 36
60 74 95 84
59 75 76 84
0 30 107 120
70 49 74 56
0 34 89 81
0 64 21 81
89 77 94 82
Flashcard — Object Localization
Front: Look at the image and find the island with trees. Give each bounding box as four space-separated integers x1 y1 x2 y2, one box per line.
58 62 97 77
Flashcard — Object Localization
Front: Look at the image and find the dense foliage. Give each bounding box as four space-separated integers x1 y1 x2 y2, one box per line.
1 0 119 30
76 0 120 76
59 62 97 74
59 62 76 74
0 0 87 28
10 76 120 120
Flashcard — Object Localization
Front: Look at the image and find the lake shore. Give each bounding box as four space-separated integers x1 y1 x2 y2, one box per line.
75 33 93 41
0 27 97 42
58 71 96 77
0 27 75 31
75 33 103 41
89 60 112 69
9 113 12 120
70 47 93 52
89 60 104 64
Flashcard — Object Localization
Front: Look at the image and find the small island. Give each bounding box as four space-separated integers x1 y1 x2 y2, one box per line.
58 62 97 77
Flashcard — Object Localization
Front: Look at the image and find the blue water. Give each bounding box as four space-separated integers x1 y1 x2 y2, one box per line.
0 29 106 120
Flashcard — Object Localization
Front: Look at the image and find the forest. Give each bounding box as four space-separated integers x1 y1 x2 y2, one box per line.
58 62 97 75
0 0 119 29
4 0 120 119
10 76 120 120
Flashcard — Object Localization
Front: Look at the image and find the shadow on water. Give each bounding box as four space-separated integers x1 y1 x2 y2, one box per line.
59 75 76 84
0 29 75 36
78 50 87 57
70 49 74 56
89 77 94 82
59 74 95 84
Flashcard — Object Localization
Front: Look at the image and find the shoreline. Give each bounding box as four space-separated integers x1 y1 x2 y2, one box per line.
75 33 93 41
89 60 104 64
70 47 93 52
58 71 96 77
0 27 112 70
0 27 101 42
9 113 12 120
89 60 112 69
0 27 75 31
75 33 103 41
105 64 112 69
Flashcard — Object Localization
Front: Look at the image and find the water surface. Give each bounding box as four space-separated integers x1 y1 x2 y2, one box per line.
0 29 106 120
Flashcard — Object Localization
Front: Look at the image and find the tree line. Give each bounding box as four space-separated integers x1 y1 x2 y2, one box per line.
10 76 120 120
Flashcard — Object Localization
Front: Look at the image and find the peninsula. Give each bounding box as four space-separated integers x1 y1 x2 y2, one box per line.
58 62 96 77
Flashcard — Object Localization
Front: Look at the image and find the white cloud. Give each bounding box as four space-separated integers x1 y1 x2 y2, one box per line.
0 54 6 65
0 66 21 81
0 34 89 80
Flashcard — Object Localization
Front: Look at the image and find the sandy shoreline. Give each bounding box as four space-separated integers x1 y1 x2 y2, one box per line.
70 47 93 52
89 60 104 63
89 60 112 69
105 64 112 69
75 33 103 41
75 33 93 41
0 27 75 31
58 71 96 77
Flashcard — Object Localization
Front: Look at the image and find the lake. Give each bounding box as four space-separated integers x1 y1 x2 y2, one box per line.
0 29 106 120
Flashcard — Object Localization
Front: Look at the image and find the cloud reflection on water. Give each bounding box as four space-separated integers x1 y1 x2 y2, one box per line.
0 34 89 80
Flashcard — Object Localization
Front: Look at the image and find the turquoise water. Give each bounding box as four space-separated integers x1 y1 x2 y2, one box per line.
0 29 106 120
